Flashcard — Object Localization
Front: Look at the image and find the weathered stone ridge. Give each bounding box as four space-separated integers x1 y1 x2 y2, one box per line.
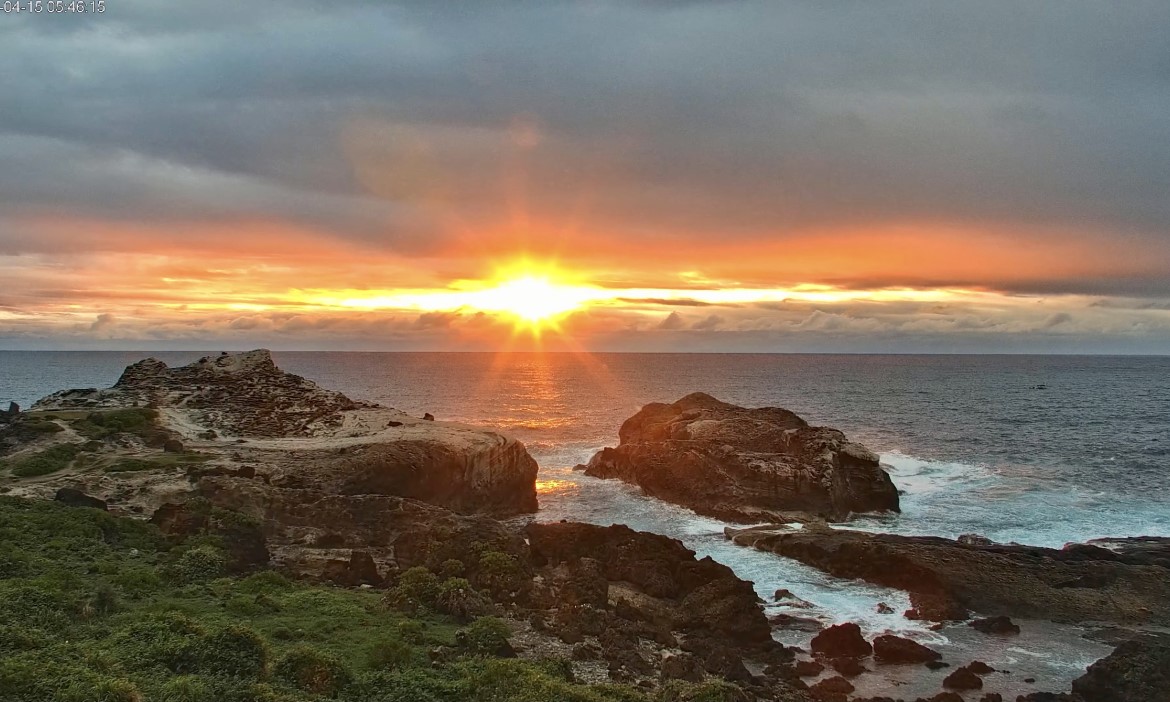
34 350 365 438
583 392 899 521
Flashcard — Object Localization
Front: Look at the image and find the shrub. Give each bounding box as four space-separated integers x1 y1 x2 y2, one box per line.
476 550 525 600
397 620 425 645
434 577 488 622
111 567 163 599
657 680 750 702
383 567 440 614
78 583 121 620
458 616 512 656
273 645 352 696
58 675 143 702
157 676 213 702
236 570 292 594
200 625 269 678
170 546 228 584
439 559 465 577
112 612 207 674
366 637 415 670
8 443 84 477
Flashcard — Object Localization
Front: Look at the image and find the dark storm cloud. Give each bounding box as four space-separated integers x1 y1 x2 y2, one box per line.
2 1 1170 291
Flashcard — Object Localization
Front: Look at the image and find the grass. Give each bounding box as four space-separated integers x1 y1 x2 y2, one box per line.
106 454 212 473
3 443 85 477
0 496 741 702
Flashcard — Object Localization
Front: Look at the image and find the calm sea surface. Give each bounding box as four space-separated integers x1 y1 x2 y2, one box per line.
3 351 1166 693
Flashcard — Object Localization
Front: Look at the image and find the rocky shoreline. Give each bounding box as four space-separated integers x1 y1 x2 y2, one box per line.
2 353 1168 701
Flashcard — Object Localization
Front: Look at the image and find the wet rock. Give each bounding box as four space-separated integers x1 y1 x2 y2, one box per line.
958 534 994 546
942 666 983 690
875 602 895 614
810 623 872 658
729 523 1170 626
53 487 108 511
966 660 995 675
969 616 1020 635
978 694 1003 702
1070 633 1170 702
872 634 942 664
925 660 951 670
774 588 815 608
423 413 435 421
583 392 898 522
769 613 825 632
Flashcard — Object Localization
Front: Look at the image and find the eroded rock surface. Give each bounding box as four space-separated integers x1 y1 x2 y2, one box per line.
582 393 899 522
13 350 538 516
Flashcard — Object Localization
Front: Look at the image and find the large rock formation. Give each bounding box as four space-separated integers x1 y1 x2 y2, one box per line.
1070 633 1170 702
526 521 774 648
21 350 539 516
582 393 898 521
727 523 1170 625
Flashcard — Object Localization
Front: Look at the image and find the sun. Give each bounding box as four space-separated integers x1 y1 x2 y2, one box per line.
476 275 589 323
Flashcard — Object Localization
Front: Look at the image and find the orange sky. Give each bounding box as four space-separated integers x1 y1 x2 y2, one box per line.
3 3 1170 351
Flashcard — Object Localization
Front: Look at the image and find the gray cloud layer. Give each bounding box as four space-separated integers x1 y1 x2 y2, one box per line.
3 0 1170 344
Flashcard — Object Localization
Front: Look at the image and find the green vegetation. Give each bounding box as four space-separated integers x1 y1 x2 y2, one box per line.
106 453 212 473
3 442 85 477
0 496 741 702
70 408 161 440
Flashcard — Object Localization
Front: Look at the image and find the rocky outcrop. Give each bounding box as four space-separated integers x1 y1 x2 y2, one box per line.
23 350 539 516
34 350 363 437
192 475 528 585
581 393 898 522
727 523 1170 625
526 521 774 649
1070 633 1170 702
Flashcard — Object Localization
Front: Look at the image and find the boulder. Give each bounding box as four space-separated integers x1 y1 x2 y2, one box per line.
582 393 898 521
660 652 705 683
872 634 941 664
969 616 1020 635
942 666 983 690
810 623 872 658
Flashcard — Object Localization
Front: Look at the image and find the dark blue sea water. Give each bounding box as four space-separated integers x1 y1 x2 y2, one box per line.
3 351 1166 694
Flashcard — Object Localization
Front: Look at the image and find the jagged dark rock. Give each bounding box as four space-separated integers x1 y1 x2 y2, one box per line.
526 521 774 649
727 523 1170 625
872 634 941 664
942 665 983 689
581 393 898 522
1070 633 1170 702
810 623 872 658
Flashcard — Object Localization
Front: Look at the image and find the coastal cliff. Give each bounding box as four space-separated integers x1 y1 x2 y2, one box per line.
583 393 899 522
17 349 538 516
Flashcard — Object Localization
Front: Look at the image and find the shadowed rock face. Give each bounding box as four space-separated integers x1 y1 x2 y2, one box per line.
727 523 1170 625
582 393 899 521
526 521 774 649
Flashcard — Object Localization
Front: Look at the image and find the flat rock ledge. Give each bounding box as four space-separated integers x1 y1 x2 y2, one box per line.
581 392 899 522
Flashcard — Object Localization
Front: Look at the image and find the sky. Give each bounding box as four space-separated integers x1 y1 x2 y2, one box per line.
2 1 1170 352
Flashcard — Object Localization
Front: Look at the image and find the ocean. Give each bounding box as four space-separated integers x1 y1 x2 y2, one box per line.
3 351 1167 695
